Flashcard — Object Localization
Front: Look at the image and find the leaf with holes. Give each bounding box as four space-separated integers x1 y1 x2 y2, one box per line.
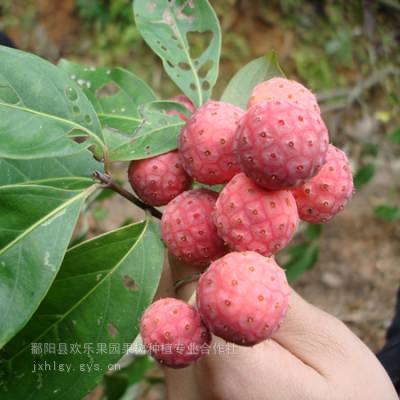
0 185 94 348
107 102 185 161
134 0 221 107
221 51 285 109
58 60 157 134
144 99 192 119
0 47 104 159
101 100 188 158
0 220 164 399
0 150 103 190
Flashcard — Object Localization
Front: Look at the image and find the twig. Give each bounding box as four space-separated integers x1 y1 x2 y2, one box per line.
362 0 377 44
317 88 351 101
319 66 400 113
378 0 400 11
92 170 163 220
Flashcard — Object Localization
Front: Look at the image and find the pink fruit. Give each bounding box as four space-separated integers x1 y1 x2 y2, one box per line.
197 251 290 346
161 189 227 266
141 298 211 368
235 100 329 190
292 144 354 223
214 173 299 256
128 151 192 207
179 100 245 184
248 77 320 114
167 95 196 121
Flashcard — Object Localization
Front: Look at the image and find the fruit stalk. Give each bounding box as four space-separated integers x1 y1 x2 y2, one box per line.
92 170 163 219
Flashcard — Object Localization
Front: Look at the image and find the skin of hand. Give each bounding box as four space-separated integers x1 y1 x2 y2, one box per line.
155 253 398 400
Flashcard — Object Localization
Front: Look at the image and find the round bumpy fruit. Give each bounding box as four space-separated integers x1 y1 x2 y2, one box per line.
161 189 227 266
235 100 329 190
167 94 195 121
248 77 320 114
197 251 290 346
140 298 211 368
179 100 245 184
128 151 192 207
214 173 299 256
292 144 354 223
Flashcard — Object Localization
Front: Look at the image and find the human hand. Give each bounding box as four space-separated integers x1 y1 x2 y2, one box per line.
163 255 397 400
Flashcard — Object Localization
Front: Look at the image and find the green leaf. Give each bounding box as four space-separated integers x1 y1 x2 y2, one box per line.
0 151 103 189
285 242 319 284
120 218 135 228
0 220 164 399
388 92 399 106
134 0 221 107
93 205 108 221
58 60 157 134
145 100 192 119
95 188 118 202
304 224 322 240
354 163 375 189
0 185 93 348
103 356 153 400
361 143 378 157
107 103 185 161
374 205 400 221
0 46 104 159
193 181 224 193
221 51 285 109
388 128 400 144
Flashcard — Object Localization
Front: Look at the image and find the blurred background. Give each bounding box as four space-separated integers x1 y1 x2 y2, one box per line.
1 0 399 398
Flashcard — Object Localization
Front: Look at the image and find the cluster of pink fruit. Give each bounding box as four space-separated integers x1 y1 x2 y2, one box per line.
129 78 354 368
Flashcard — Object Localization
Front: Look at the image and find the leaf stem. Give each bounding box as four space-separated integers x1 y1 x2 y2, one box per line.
92 170 162 220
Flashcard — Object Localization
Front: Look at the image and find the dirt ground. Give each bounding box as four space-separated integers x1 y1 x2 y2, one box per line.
296 162 400 352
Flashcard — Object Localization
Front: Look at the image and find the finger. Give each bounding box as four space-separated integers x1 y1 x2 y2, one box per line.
271 290 348 375
166 336 329 400
272 290 397 398
153 250 176 300
168 253 204 282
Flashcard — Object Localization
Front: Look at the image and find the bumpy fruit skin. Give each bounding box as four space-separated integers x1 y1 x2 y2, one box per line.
197 251 290 346
128 151 192 207
167 95 195 121
179 100 245 184
214 173 299 256
161 189 227 266
140 298 211 368
292 144 354 223
248 77 320 114
236 100 329 190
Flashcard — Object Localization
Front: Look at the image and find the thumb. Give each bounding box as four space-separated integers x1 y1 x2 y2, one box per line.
272 289 397 398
